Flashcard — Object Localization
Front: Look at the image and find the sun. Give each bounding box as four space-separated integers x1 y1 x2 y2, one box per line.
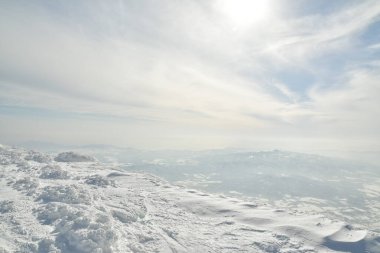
217 0 271 28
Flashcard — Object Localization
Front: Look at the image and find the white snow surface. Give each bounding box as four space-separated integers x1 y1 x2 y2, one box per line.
0 145 379 253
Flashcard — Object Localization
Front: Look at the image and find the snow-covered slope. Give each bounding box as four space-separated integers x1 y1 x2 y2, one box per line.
0 145 379 253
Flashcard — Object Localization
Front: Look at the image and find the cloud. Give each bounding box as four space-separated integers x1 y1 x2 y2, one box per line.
262 1 380 62
309 65 380 136
0 0 379 158
0 1 286 125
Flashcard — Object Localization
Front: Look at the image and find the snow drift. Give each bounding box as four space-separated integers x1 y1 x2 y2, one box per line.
0 145 379 253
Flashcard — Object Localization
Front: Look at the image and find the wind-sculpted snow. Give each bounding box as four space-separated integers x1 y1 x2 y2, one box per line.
0 200 14 213
0 145 379 253
39 165 69 179
11 177 39 195
36 202 117 253
54 152 95 163
38 185 93 205
25 151 52 164
84 175 115 187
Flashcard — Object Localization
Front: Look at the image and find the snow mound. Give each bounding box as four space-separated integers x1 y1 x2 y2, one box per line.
38 185 92 204
111 209 138 223
327 224 367 243
0 148 24 165
24 151 52 163
323 225 368 252
11 177 39 195
36 202 117 253
84 175 115 187
54 152 95 163
0 145 379 253
39 165 69 179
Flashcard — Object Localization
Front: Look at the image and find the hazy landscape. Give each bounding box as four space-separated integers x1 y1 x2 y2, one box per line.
1 0 380 252
1 144 380 252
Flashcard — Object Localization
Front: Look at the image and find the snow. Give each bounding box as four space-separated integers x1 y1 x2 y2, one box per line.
54 152 95 163
24 151 52 163
39 165 69 180
0 145 379 253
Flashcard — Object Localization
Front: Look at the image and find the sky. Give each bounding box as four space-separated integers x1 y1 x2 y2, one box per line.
0 0 380 161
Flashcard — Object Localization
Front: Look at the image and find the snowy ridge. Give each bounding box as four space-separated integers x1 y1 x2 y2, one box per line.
0 145 379 253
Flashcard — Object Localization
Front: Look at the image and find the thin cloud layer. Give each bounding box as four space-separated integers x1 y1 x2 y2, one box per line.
0 0 379 161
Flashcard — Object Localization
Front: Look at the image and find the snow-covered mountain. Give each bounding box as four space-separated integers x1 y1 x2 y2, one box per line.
0 144 379 253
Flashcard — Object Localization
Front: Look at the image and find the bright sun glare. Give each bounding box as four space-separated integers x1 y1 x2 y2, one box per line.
218 0 271 27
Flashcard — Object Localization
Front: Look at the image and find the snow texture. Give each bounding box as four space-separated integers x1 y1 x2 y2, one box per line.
54 152 95 163
39 165 69 180
0 145 379 253
24 151 52 164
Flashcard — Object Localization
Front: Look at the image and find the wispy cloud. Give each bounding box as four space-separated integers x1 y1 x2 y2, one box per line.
0 0 379 158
